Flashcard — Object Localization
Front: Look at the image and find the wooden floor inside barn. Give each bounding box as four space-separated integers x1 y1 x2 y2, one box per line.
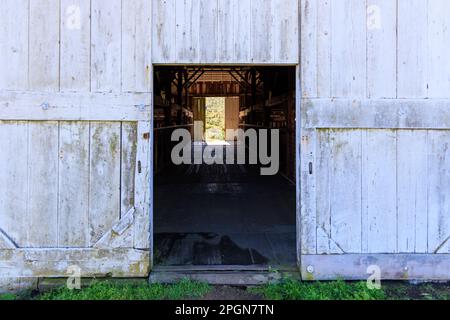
154 150 296 268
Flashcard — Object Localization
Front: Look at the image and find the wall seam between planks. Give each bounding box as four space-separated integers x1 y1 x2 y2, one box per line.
119 122 123 219
395 0 399 99
56 121 60 247
87 122 91 247
58 0 61 93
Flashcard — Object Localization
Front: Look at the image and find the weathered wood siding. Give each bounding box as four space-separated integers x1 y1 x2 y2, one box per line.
300 0 450 280
0 0 152 279
301 0 450 99
152 0 299 64
2 0 450 283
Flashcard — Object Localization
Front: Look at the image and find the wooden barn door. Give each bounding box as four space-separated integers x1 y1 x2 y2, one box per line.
299 0 450 280
0 0 152 285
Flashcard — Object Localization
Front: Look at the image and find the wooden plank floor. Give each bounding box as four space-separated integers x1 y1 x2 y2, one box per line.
154 147 296 267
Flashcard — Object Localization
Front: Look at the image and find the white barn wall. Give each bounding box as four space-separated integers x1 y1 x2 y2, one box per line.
152 0 299 64
1 0 450 284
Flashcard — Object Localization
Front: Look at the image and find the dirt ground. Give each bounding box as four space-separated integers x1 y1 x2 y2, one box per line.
199 286 263 300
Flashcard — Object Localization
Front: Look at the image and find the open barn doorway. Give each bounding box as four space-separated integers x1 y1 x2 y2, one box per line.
153 66 297 269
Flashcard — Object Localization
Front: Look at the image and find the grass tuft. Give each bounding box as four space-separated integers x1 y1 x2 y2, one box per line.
250 279 386 300
38 279 211 301
0 293 16 301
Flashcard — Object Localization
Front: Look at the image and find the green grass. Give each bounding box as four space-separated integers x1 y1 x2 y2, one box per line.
38 279 211 301
3 279 450 300
250 279 386 300
0 293 17 300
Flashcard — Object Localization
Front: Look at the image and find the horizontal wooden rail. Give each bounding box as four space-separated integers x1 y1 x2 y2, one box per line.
303 98 450 129
301 254 450 281
0 91 152 121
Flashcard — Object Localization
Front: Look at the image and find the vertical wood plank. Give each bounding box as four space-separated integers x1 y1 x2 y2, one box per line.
29 0 60 91
273 0 299 63
316 130 331 254
427 0 450 98
175 0 200 63
58 122 90 247
91 0 122 92
366 0 397 98
60 0 91 92
300 0 317 97
428 130 450 253
331 0 366 98
134 121 151 249
397 0 428 98
234 0 251 63
0 0 29 90
121 122 137 217
362 130 397 253
218 0 234 62
251 0 273 63
89 122 121 246
27 122 59 247
122 0 152 93
330 130 362 253
199 0 218 63
152 0 176 63
397 130 428 253
317 0 332 97
300 129 317 254
0 122 28 247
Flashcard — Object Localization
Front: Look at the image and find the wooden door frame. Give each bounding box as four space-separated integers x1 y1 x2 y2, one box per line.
149 64 302 271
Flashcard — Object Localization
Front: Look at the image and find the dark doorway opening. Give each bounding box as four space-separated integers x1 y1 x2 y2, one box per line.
153 66 297 269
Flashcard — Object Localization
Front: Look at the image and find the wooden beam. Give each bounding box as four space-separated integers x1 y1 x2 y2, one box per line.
301 254 450 281
0 91 151 121
303 98 450 129
0 248 149 278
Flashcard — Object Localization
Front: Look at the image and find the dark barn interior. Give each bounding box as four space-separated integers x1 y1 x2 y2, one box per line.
153 66 297 268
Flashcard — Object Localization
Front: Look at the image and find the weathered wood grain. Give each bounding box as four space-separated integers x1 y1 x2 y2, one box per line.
121 122 138 218
397 0 429 98
300 129 316 254
362 130 397 253
175 0 200 63
302 99 450 129
29 0 60 92
428 0 450 98
122 0 152 93
89 122 121 246
331 0 366 98
60 0 91 92
0 248 149 278
152 0 176 63
234 0 252 62
58 122 90 247
27 122 59 247
199 0 218 63
302 254 450 281
0 91 151 121
273 0 299 63
367 0 397 98
0 122 28 247
91 0 122 92
315 130 331 254
0 0 29 90
134 122 151 250
218 0 234 62
329 130 362 253
397 130 428 253
427 130 450 253
300 0 317 97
